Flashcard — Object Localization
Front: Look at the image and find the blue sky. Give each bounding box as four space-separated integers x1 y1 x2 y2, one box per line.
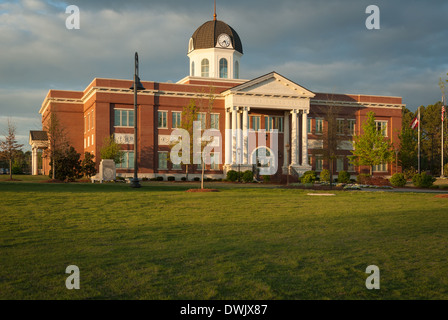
1 0 447 150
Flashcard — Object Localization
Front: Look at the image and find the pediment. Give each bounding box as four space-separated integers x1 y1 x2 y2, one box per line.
224 72 315 98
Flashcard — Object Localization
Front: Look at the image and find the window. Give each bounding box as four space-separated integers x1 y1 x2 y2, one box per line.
315 118 323 134
348 119 356 135
84 116 87 133
172 162 182 170
337 157 344 172
158 152 168 170
234 61 239 79
91 111 94 130
201 59 209 77
158 111 168 129
87 136 90 147
219 58 228 79
172 112 182 129
307 118 312 134
315 155 323 171
88 113 91 132
376 121 388 137
337 119 345 135
348 162 355 172
116 151 134 169
251 116 261 131
373 163 388 172
265 116 284 133
191 61 195 77
114 109 135 127
211 153 220 170
197 113 206 129
210 114 219 130
91 134 94 146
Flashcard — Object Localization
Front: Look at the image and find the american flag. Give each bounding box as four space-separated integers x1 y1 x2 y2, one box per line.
442 95 445 122
410 116 419 130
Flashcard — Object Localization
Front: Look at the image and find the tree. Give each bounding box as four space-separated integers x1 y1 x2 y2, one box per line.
49 146 82 181
0 119 24 180
349 111 394 175
317 102 347 187
100 135 123 164
44 114 68 180
81 152 97 178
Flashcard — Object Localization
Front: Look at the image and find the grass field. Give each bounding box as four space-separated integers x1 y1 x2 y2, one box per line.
1 180 448 300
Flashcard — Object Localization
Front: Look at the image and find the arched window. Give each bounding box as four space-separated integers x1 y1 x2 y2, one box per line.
191 61 195 77
201 59 209 77
188 38 194 52
234 61 239 79
219 58 228 79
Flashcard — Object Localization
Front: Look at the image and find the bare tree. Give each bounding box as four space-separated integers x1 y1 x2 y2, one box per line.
43 113 68 180
0 119 24 180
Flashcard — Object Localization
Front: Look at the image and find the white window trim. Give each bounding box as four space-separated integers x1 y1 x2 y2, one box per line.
172 111 182 129
348 119 356 136
336 118 345 135
210 113 220 130
158 110 168 129
315 118 324 135
250 115 261 132
375 120 388 137
158 151 168 170
114 108 134 128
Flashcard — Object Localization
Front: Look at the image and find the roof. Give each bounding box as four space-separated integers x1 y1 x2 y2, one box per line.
191 20 243 54
29 131 48 141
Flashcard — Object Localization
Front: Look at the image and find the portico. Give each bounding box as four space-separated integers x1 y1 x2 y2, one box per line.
29 131 48 176
222 72 314 176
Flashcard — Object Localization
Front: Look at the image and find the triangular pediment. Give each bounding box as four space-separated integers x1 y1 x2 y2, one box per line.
224 72 315 98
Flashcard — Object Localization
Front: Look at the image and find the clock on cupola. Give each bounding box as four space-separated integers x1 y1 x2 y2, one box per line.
187 11 243 79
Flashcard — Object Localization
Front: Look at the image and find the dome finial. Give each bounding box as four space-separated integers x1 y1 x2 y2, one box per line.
213 0 217 20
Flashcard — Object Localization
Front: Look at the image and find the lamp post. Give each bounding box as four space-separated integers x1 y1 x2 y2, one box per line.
285 144 290 185
130 52 145 188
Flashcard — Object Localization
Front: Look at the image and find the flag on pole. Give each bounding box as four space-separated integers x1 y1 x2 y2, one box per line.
442 96 445 122
410 116 419 130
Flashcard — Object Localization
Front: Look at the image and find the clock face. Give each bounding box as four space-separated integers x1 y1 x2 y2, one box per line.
218 34 231 48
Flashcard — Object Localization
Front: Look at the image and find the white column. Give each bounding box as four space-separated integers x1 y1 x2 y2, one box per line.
232 106 237 164
302 110 309 166
283 111 290 168
291 110 298 165
237 108 242 164
225 108 231 165
242 107 249 164
32 147 38 176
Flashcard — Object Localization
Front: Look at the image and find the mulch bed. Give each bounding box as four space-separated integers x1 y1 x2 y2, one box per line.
1 179 22 182
186 189 220 193
41 179 65 183
282 185 344 191
435 194 448 199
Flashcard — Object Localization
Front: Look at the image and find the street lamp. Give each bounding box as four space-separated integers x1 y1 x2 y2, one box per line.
130 52 145 188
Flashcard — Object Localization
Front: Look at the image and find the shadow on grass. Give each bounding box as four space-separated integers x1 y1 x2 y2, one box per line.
0 182 194 193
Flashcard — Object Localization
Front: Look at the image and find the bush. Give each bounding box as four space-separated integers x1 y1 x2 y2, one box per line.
301 171 317 184
357 174 371 184
338 171 351 184
181 177 187 181
167 176 175 181
412 173 436 188
390 173 407 187
193 177 200 182
241 170 253 183
226 170 239 182
156 176 164 181
403 167 417 181
12 166 23 175
262 175 271 183
320 169 330 182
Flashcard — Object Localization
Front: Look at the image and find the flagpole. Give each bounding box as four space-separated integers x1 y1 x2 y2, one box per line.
442 97 445 177
418 106 421 174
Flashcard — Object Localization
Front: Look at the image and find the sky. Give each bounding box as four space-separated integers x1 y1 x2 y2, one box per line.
0 0 447 150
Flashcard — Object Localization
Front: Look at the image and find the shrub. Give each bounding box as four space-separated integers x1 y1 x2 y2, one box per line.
262 175 271 183
181 177 187 181
156 176 164 181
403 167 417 181
412 173 436 188
357 174 371 184
12 166 23 175
338 171 351 184
390 173 407 187
193 177 200 182
302 171 317 184
320 169 330 182
167 176 175 181
226 170 239 182
241 170 253 183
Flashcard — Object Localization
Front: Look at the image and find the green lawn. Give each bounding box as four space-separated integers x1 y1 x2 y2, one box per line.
1 181 447 300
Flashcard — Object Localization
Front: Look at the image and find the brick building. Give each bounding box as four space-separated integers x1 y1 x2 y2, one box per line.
30 15 404 181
